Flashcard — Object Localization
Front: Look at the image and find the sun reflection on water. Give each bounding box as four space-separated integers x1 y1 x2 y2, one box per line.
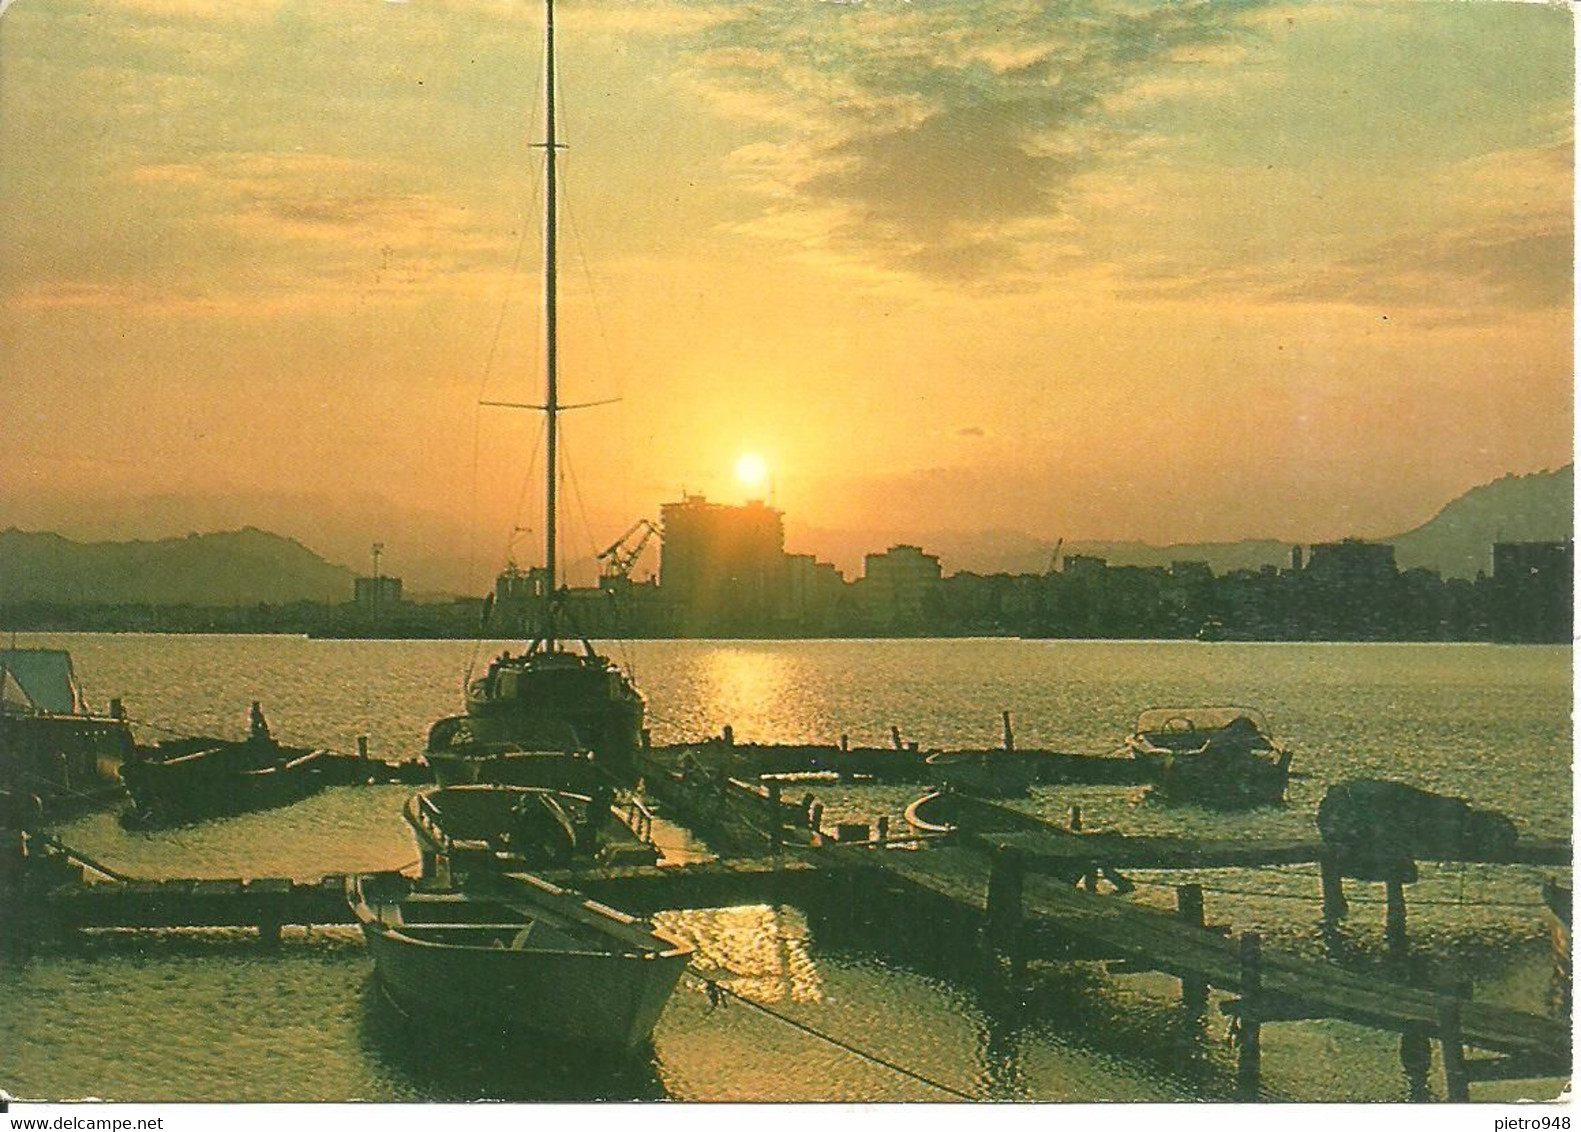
655 904 823 1005
696 648 800 739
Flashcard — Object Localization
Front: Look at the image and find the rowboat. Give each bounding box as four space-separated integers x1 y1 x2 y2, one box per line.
347 870 690 1052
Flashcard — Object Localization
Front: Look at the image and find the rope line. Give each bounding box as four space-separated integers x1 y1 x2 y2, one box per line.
1157 880 1550 910
685 972 977 1100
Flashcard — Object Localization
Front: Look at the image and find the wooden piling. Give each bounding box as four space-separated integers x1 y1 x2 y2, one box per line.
1385 876 1408 954
1236 932 1262 1101
1438 996 1470 1103
356 734 369 762
876 815 890 844
766 780 783 854
257 917 282 947
985 845 1025 975
1320 850 1348 920
1400 1027 1432 1102
1068 804 1082 833
1001 710 1015 752
1176 884 1208 1012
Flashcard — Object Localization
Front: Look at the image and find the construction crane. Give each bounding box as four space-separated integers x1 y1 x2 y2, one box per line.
597 519 659 583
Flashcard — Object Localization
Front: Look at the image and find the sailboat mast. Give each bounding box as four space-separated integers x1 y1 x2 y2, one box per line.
542 0 560 640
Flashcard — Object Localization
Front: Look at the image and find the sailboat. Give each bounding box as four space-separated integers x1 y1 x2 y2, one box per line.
356 1 690 1056
424 0 646 788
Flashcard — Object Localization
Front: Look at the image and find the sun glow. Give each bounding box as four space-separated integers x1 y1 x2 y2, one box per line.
735 452 769 491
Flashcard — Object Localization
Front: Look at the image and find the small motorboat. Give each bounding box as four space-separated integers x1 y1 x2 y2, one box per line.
1122 706 1292 807
404 782 661 881
119 702 327 823
423 715 604 790
923 750 1037 798
347 870 691 1052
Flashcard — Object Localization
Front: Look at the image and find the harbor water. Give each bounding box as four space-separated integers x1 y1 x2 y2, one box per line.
1 634 1571 1102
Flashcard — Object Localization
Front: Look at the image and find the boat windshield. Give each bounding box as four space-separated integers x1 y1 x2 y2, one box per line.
1134 707 1272 735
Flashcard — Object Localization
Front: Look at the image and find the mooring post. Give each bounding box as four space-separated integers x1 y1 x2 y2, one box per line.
985 845 1026 977
356 734 370 763
840 734 849 752
890 726 903 750
1068 804 1082 833
808 800 823 834
1001 710 1015 752
875 815 889 844
1176 884 1209 1012
1320 849 1348 920
1400 1027 1432 1102
766 780 783 854
1236 932 1262 1101
1385 874 1409 954
1437 996 1470 1103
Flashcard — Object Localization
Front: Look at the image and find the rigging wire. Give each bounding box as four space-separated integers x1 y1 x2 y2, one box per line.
469 181 540 592
468 8 547 601
683 971 978 1100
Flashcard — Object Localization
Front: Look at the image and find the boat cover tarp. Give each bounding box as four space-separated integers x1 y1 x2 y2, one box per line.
0 649 86 715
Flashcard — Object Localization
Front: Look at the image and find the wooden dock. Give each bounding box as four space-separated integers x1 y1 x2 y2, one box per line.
870 844 1570 1099
9 780 1569 1102
42 874 355 939
644 736 1154 787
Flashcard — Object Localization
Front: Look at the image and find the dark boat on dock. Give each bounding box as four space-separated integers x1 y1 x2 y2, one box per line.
0 649 135 810
119 703 328 823
404 782 661 880
1122 706 1291 807
347 870 690 1052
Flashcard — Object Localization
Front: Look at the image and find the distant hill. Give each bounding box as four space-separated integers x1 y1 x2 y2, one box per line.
794 466 1574 581
0 527 355 606
1390 465 1573 579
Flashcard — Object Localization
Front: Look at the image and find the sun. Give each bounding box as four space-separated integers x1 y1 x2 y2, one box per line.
735 452 769 491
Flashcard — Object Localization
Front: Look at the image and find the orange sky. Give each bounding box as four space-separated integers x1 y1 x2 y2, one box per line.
0 0 1572 589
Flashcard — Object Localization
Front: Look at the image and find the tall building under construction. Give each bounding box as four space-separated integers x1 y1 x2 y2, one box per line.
659 495 788 635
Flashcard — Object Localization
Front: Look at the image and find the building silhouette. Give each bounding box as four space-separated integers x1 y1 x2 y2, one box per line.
659 495 788 635
353 575 402 609
1491 541 1573 643
858 545 942 633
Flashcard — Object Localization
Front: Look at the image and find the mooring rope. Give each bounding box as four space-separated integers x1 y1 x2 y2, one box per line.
685 971 977 1101
1167 879 1550 910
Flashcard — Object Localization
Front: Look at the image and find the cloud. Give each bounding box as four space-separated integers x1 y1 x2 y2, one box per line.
1112 140 1573 319
671 0 1277 283
4 149 515 316
666 0 1572 308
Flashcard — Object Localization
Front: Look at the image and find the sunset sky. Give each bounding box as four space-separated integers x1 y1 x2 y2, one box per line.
1 0 1572 588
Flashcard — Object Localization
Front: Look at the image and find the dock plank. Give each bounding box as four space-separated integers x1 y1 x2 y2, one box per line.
877 847 1568 1061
